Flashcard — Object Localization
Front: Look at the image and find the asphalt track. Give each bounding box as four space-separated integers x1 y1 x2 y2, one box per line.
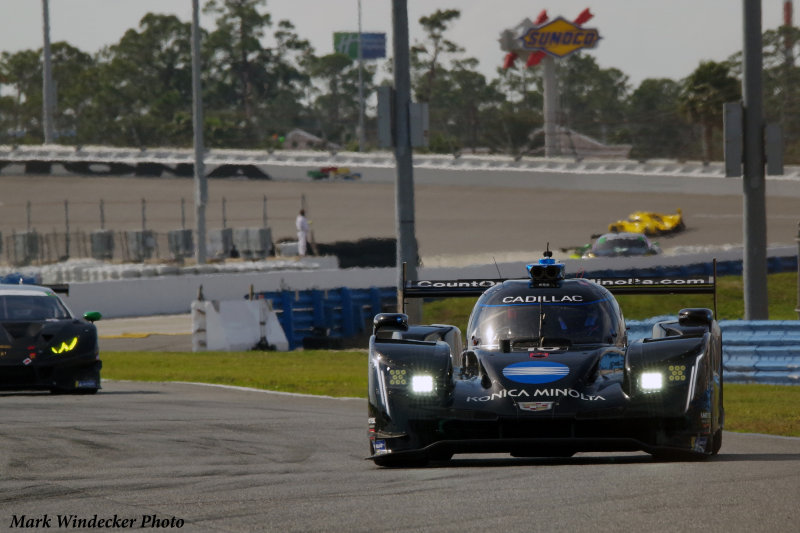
2 167 800 530
0 381 798 532
1 167 799 268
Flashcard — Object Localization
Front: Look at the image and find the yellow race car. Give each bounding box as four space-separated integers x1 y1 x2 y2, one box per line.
608 208 684 236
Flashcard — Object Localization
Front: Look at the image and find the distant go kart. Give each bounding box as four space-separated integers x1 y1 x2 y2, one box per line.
307 166 362 180
608 209 685 236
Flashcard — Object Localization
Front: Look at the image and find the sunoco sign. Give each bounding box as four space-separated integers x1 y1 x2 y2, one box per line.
519 17 600 58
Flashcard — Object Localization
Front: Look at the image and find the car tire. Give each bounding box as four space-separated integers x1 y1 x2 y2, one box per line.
711 429 722 455
50 387 98 395
428 450 454 462
372 454 429 468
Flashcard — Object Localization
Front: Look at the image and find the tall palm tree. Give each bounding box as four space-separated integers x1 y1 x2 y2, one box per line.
679 61 740 163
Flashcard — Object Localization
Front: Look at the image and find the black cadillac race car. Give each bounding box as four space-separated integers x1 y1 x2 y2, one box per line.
367 253 723 467
0 283 102 394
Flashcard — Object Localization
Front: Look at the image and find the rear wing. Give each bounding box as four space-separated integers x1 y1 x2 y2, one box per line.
47 284 70 295
400 260 717 317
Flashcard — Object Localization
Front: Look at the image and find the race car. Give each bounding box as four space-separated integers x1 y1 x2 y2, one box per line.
367 253 722 467
608 208 684 235
581 232 661 258
0 284 102 394
307 166 362 180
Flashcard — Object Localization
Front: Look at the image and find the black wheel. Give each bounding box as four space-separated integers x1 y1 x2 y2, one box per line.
650 450 707 462
511 448 576 458
373 454 429 468
50 386 99 395
711 429 722 455
428 450 454 462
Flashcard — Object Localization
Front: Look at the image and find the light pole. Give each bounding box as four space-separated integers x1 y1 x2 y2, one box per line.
41 0 55 144
392 0 420 321
192 0 207 264
357 0 366 152
741 0 768 319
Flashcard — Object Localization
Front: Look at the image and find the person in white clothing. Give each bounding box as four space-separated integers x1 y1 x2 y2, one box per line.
296 209 310 256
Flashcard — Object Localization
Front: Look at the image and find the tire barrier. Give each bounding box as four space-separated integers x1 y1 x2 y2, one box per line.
580 254 797 278
628 318 800 385
252 286 397 350
314 238 396 269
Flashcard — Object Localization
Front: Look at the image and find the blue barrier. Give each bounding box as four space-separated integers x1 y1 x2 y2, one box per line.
627 318 800 386
577 254 797 279
1 273 41 284
253 287 397 350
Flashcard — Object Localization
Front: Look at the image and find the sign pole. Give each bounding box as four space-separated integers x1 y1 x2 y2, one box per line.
500 10 597 160
542 55 559 157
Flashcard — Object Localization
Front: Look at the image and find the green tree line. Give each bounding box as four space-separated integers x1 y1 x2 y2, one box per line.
2 1 799 163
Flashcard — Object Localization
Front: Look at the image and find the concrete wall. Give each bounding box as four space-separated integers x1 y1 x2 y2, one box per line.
62 266 397 319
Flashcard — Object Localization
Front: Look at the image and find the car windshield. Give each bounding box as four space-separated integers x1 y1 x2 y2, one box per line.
592 235 652 256
0 294 71 320
468 300 618 349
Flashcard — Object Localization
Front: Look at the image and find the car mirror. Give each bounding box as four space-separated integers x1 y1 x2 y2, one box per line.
83 311 102 323
373 313 408 335
678 308 713 327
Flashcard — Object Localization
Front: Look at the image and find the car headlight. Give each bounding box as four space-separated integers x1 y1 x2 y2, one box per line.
639 372 663 392
411 375 435 394
387 368 408 385
51 336 78 354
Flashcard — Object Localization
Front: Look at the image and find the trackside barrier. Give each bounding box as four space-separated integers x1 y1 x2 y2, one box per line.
1 273 40 284
251 287 397 350
191 299 289 352
627 319 800 385
580 255 797 278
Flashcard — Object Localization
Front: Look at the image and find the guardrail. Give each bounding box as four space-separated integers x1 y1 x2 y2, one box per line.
3 144 800 178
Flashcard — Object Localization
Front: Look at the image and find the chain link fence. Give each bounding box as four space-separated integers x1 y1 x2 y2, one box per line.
1 227 274 268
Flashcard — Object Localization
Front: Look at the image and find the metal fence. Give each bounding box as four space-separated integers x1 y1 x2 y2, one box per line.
1 226 273 267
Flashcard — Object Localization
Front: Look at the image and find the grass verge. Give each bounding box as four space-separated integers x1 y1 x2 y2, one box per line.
102 350 367 398
102 351 800 437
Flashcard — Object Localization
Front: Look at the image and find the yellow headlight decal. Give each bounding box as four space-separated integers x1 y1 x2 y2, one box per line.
51 336 78 354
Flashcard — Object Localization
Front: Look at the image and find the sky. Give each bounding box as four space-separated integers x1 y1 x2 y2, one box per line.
0 1 793 87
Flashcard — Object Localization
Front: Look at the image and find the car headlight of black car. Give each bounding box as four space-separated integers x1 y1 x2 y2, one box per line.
636 350 702 397
385 366 437 395
50 336 79 354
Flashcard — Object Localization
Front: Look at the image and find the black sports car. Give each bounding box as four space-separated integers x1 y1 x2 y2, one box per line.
367 254 722 466
0 284 102 394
